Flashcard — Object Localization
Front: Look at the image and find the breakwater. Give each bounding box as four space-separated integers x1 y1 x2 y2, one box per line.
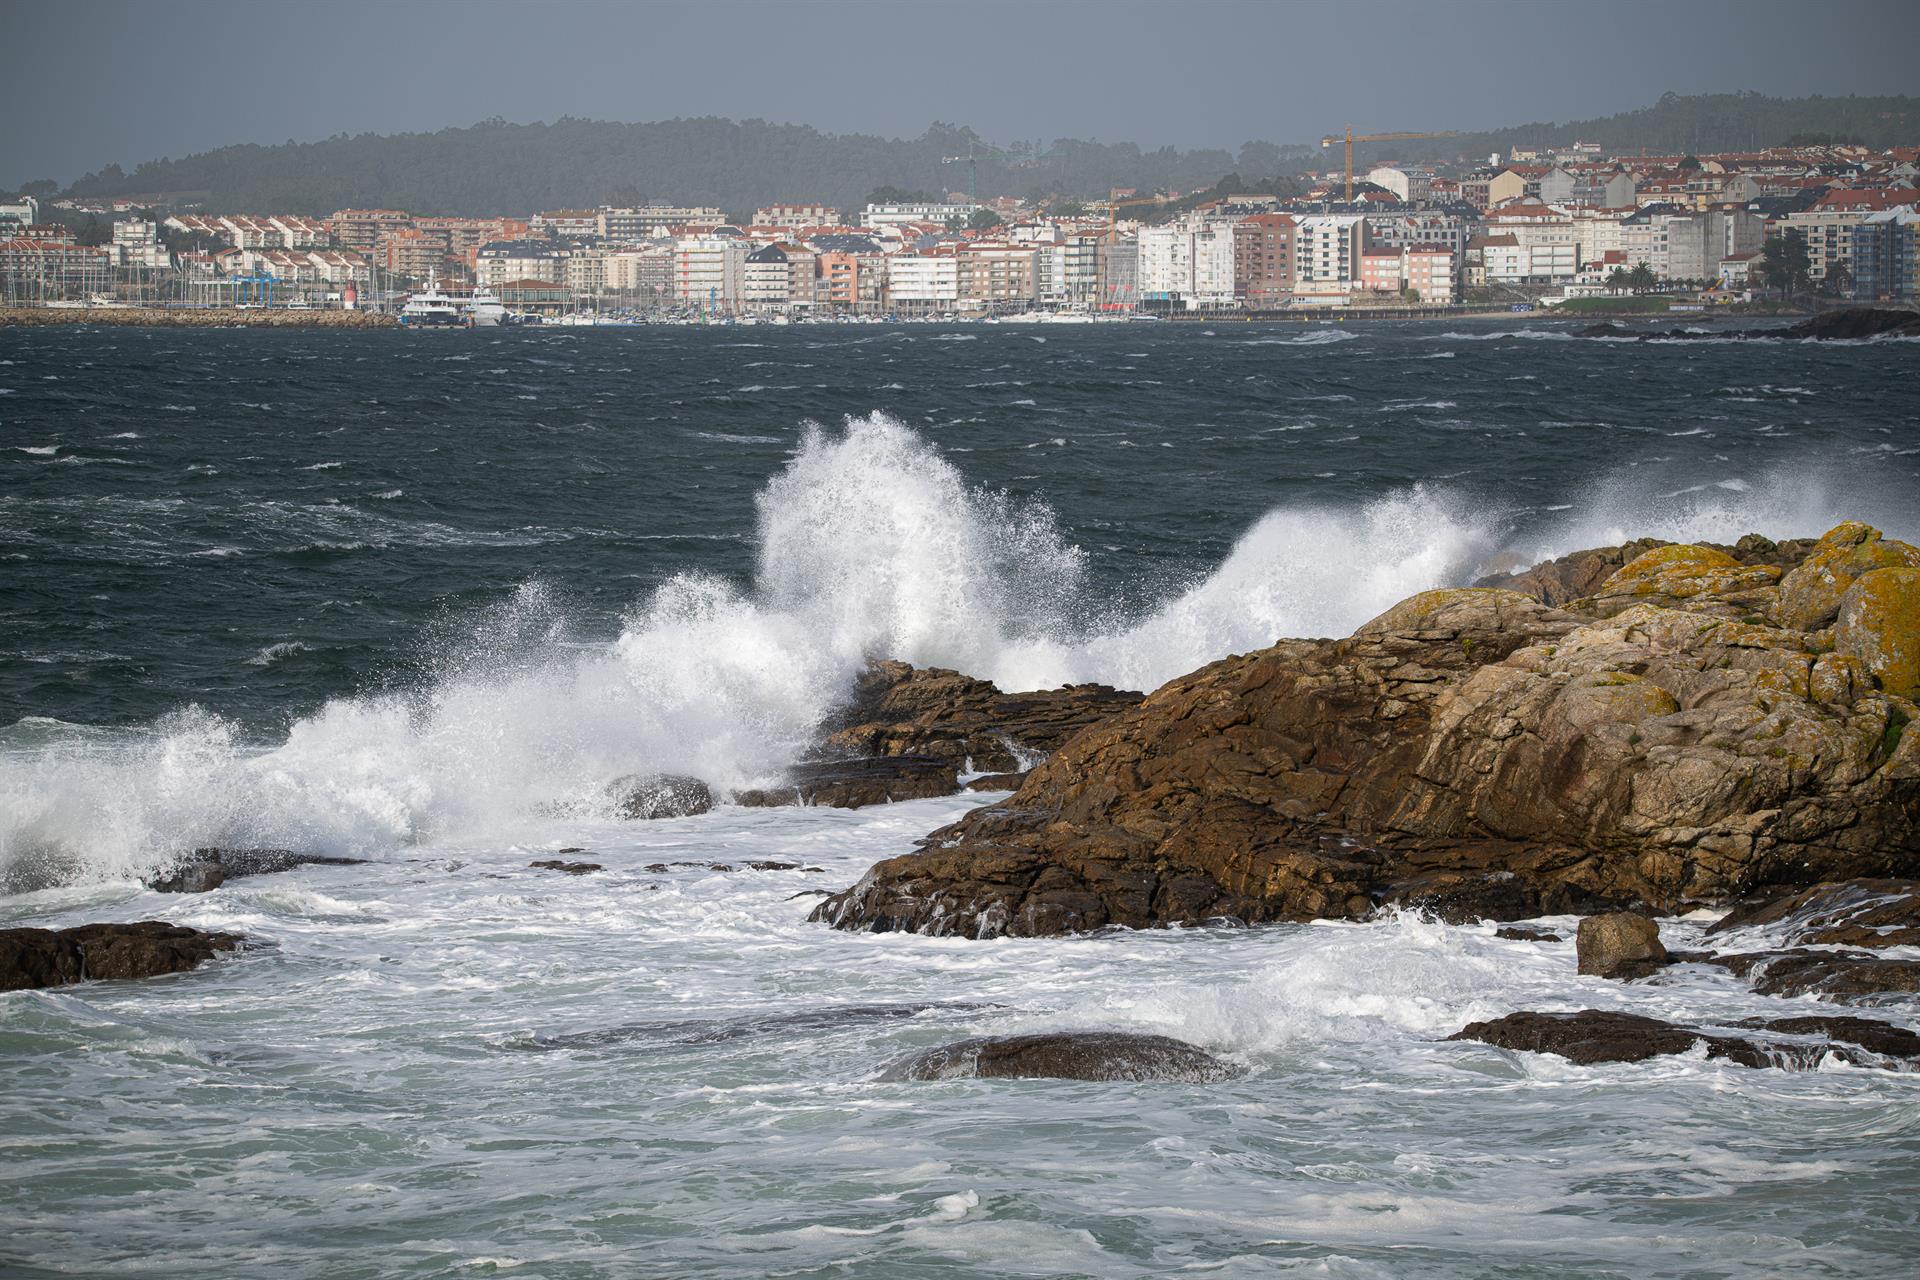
0 306 398 328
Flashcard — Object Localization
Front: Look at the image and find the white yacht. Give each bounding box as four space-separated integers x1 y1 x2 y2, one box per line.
399 278 470 327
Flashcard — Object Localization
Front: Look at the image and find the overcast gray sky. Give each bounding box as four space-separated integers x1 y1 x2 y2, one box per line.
8 0 1918 186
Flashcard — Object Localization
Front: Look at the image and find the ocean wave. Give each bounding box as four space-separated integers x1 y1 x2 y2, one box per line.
3 413 1916 889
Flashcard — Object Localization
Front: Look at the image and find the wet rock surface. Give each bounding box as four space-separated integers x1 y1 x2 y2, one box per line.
880 1031 1243 1083
816 525 1920 939
1577 913 1670 980
734 756 960 809
825 661 1142 774
1449 1008 1920 1068
1708 878 1920 948
146 847 368 893
1574 308 1920 344
530 860 603 875
0 921 245 992
607 774 714 820
1725 950 1920 1000
966 771 1030 792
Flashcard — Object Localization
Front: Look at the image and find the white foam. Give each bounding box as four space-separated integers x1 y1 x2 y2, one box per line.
3 414 1915 888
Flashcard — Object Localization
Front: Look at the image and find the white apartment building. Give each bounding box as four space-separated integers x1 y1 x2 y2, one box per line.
1481 203 1578 281
604 245 674 296
886 252 961 308
673 236 746 309
1191 223 1237 305
1293 215 1365 302
600 206 726 242
110 219 171 269
1137 224 1195 300
861 201 979 229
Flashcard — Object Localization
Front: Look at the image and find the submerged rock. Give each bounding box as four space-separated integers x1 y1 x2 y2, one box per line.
530 860 603 875
1577 913 1669 980
607 773 714 820
1496 926 1563 942
880 1031 1242 1083
734 756 960 809
1449 1008 1920 1068
0 921 244 991
146 847 367 893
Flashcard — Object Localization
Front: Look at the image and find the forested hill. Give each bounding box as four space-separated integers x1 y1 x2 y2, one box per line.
48 93 1920 216
56 119 1287 217
1375 92 1920 166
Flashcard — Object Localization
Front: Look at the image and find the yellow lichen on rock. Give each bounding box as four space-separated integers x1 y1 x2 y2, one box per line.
1776 522 1920 631
1581 544 1781 618
1836 567 1920 699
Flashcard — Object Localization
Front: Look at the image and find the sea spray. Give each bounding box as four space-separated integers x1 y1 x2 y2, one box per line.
3 412 1915 888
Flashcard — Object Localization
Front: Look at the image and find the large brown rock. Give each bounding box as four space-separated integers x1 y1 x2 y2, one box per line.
815 530 1920 939
0 922 245 991
734 756 960 809
825 661 1142 773
1576 913 1669 979
1775 523 1920 631
1835 567 1920 700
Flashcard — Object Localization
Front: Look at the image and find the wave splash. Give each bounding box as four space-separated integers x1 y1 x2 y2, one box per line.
1 413 1910 888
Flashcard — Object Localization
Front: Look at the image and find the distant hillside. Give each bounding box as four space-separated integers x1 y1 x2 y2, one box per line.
56 119 1290 217
1358 92 1920 167
48 93 1920 217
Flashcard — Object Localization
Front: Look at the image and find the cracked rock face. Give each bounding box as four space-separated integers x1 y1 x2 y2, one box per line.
814 524 1920 939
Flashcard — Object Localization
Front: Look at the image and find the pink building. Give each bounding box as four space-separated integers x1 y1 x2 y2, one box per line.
1360 247 1404 294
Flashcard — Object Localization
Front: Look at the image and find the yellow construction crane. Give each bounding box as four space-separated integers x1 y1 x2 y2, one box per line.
1104 195 1167 242
1318 126 1461 201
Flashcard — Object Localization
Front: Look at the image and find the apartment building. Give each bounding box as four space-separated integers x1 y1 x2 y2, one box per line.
1359 247 1405 294
958 242 1039 307
1404 244 1456 303
1232 213 1295 308
328 209 411 254
673 236 746 309
1851 207 1920 299
753 204 835 229
1293 214 1365 302
861 201 978 229
601 206 727 241
1480 202 1577 281
1137 224 1195 300
604 244 674 298
110 219 170 269
476 239 572 287
886 250 961 310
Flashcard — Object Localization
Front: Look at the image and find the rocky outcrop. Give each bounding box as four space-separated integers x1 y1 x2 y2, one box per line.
734 756 960 809
879 1031 1242 1082
146 847 367 893
816 524 1920 939
824 661 1143 773
1576 914 1669 979
607 774 714 820
1576 308 1920 344
0 922 244 992
1474 533 1816 608
1448 1008 1920 1068
530 860 603 875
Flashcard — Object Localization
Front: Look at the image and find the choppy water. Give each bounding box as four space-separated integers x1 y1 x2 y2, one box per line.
3 319 1918 1277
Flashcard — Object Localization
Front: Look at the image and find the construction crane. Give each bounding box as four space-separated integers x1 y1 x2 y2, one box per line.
1318 126 1461 201
943 139 1062 207
1103 195 1166 242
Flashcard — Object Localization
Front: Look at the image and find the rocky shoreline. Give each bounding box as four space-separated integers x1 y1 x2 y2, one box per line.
0 306 398 329
6 521 1917 1074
